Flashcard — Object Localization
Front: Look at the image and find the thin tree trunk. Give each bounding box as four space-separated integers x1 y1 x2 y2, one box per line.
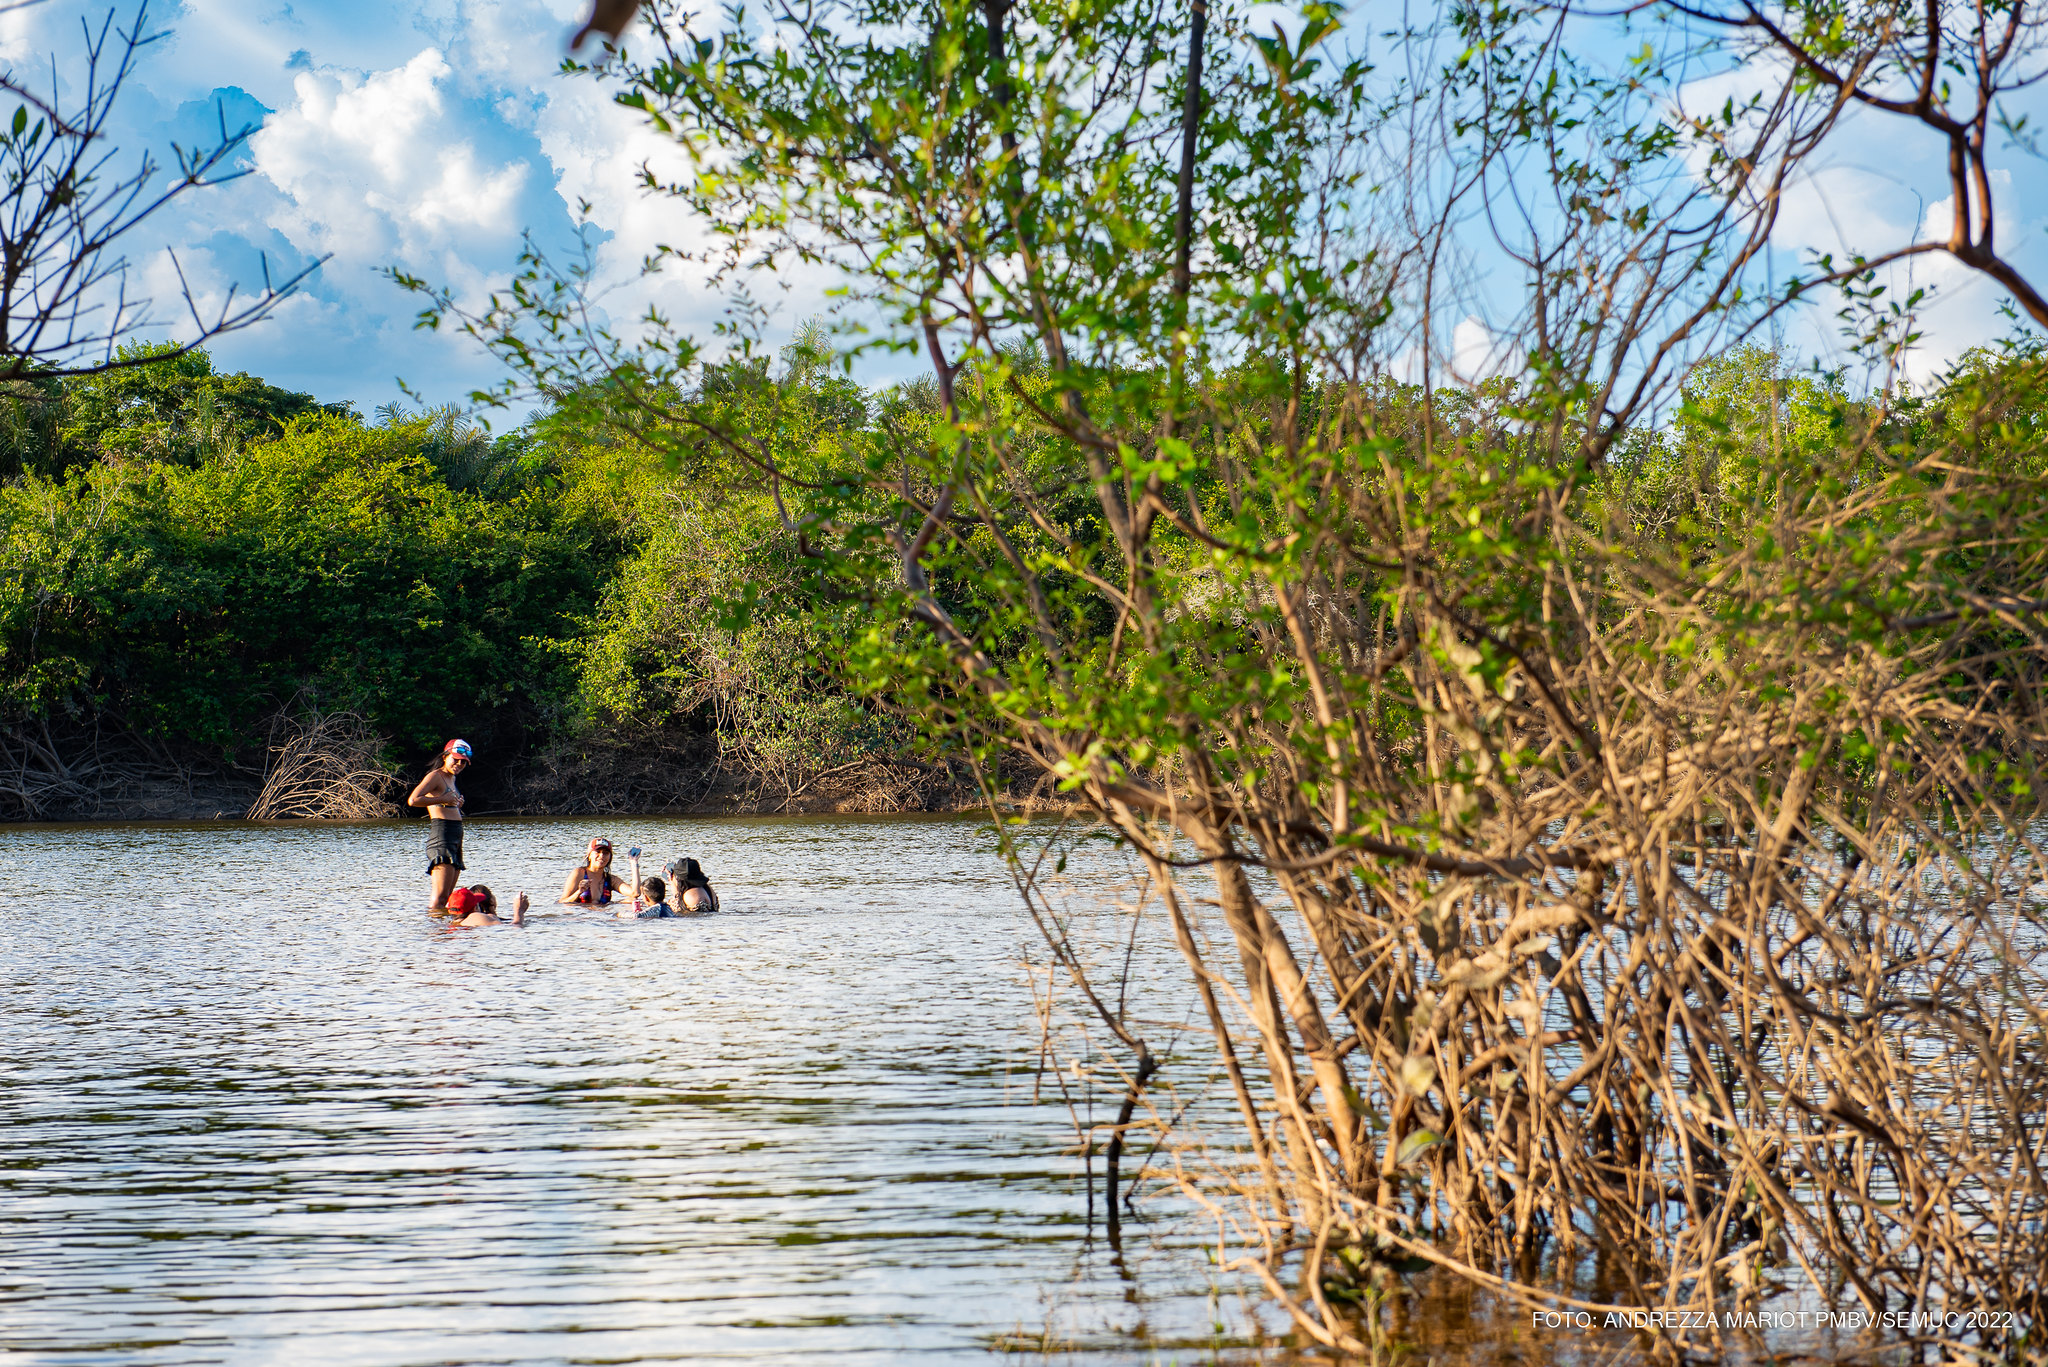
1173 0 1208 303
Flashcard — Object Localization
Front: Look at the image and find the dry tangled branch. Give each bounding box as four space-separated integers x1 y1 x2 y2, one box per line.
245 709 398 820
994 382 2048 1360
0 714 256 820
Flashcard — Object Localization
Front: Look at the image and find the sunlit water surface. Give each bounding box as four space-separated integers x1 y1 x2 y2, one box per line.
0 816 1284 1366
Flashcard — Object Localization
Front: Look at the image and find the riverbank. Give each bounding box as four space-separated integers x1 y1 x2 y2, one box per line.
3 748 1076 822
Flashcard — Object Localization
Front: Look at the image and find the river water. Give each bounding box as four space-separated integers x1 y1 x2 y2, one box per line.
0 816 1284 1366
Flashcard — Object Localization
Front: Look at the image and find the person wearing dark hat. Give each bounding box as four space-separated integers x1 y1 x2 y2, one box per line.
408 739 473 909
558 837 629 906
666 857 719 914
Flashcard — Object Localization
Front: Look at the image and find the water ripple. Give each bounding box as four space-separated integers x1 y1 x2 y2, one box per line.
0 816 1247 1365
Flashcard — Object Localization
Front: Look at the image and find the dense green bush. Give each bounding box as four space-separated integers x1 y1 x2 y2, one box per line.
0 343 350 480
0 401 612 755
0 347 910 803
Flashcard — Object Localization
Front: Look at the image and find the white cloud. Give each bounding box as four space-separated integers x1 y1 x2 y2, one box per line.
1920 172 2017 245
146 0 450 108
1669 58 2048 381
0 3 57 65
457 1 751 327
251 48 528 267
1761 168 2026 381
450 0 590 86
446 0 857 361
24 0 1193 408
1451 315 1523 384
533 81 701 272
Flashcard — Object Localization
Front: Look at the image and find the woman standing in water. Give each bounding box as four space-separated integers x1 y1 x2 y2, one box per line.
407 739 472 909
559 838 629 906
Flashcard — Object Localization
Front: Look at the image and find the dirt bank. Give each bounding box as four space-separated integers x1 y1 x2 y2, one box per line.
3 725 1073 822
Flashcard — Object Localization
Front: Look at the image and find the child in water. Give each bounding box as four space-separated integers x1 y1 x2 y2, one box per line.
444 885 528 927
616 876 676 919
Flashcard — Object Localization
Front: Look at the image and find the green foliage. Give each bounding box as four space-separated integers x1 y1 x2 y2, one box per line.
0 345 901 788
0 401 609 753
10 319 2045 815
0 343 351 480
1595 345 1868 538
539 325 908 785
577 502 891 781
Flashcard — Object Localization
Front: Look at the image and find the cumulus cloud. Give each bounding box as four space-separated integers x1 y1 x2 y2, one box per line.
531 82 710 287
0 0 82 68
1451 315 1525 384
11 0 1080 406
148 0 440 108
252 49 529 266
453 0 785 338
1670 60 2048 379
1757 163 2027 381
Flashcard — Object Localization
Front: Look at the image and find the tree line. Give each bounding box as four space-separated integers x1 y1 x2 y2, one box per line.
0 342 934 819
11 336 2027 824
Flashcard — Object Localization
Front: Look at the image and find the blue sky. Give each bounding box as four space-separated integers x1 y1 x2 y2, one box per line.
8 0 2047 420
5 0 740 419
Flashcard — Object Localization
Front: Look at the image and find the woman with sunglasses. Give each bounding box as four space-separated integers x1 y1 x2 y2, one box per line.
558 837 629 906
408 739 473 909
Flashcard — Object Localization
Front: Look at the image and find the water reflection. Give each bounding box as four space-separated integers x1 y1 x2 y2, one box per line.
0 816 1264 1365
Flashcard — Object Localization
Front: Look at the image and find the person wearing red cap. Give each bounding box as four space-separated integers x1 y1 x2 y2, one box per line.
557 836 628 906
445 886 528 927
407 739 472 909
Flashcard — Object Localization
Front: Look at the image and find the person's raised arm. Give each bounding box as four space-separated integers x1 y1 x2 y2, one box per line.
454 891 528 928
406 770 446 809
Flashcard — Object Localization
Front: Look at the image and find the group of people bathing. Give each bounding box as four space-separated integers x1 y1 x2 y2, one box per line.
406 738 720 928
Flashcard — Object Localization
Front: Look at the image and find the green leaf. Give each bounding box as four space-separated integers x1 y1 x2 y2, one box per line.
1396 1129 1441 1166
